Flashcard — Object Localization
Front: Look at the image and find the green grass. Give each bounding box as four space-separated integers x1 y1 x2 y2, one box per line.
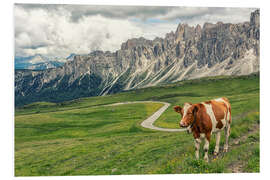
15 74 260 176
153 112 260 174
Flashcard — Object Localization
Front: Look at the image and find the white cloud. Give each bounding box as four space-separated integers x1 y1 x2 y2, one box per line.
175 7 257 26
14 5 256 58
155 7 211 20
15 5 175 57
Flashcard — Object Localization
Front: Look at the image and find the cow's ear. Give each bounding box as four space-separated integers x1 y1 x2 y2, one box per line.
192 105 199 115
174 106 182 113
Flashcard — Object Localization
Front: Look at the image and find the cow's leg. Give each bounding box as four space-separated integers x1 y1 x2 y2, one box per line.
194 138 201 160
203 133 211 162
214 131 221 156
224 124 231 152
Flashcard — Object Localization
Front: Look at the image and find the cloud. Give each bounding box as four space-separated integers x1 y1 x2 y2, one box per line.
169 7 258 26
14 5 178 57
14 4 256 58
16 4 175 22
14 6 140 57
15 4 256 23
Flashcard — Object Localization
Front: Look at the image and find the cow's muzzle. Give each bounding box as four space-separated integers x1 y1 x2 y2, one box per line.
179 122 188 128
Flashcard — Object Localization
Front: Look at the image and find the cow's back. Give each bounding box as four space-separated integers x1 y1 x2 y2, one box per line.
201 98 231 133
215 97 232 124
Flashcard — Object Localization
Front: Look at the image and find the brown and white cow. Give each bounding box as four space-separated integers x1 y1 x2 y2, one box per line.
174 97 231 162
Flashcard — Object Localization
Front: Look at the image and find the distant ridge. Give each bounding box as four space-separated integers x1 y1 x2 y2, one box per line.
15 53 76 70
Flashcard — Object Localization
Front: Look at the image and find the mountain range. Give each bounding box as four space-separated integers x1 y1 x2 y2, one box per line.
15 53 76 70
15 10 260 107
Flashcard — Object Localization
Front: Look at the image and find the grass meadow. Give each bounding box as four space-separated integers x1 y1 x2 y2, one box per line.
15 74 259 175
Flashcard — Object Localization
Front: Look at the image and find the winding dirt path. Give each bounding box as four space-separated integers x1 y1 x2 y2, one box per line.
106 101 186 132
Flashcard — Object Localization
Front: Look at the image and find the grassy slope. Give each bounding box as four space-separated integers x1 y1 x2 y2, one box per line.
15 74 259 175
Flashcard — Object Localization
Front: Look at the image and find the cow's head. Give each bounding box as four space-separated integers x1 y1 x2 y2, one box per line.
174 103 198 128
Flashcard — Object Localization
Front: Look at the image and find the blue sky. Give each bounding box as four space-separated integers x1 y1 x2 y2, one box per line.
14 4 257 58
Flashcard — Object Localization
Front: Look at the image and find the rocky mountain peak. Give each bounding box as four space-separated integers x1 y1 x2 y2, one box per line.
121 37 153 50
195 24 202 33
250 9 260 27
165 31 175 40
203 22 216 29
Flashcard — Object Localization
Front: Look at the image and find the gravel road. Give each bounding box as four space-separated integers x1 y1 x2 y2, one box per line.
107 101 187 132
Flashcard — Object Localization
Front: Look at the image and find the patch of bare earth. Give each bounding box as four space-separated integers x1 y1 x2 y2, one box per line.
208 109 259 172
214 123 259 173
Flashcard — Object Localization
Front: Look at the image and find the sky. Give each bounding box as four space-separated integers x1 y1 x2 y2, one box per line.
14 4 257 58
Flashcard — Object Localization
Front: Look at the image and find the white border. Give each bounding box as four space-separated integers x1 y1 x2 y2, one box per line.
1 0 269 180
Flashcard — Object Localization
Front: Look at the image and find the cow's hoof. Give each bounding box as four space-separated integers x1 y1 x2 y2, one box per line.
223 148 228 153
204 157 209 163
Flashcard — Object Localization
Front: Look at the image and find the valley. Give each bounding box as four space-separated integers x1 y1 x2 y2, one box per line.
15 74 260 175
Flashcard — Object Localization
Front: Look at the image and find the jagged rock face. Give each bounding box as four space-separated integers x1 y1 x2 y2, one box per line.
15 10 260 106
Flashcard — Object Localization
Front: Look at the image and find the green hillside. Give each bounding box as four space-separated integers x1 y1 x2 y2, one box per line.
15 74 260 175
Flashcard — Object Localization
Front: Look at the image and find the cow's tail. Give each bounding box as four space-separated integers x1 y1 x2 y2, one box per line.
222 97 232 124
225 98 232 124
229 105 232 124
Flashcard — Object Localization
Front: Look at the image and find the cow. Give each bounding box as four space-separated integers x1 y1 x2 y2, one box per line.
174 97 232 162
